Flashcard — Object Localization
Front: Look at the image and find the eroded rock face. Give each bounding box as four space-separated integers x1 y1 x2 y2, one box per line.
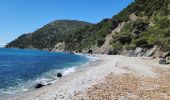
52 42 65 52
144 46 157 57
126 47 147 57
123 46 169 58
153 47 169 58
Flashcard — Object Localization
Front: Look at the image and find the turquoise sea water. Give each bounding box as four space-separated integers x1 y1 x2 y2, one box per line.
0 48 90 96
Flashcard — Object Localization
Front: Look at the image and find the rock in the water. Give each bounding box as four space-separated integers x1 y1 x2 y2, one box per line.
57 73 62 78
69 52 74 54
159 58 166 64
35 83 45 89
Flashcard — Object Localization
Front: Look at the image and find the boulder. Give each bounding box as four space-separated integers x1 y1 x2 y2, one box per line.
57 73 62 78
88 49 93 54
132 47 143 57
136 47 143 57
107 49 114 55
35 83 45 89
144 46 157 57
153 47 169 58
128 50 134 57
120 49 129 56
141 48 147 56
159 58 166 64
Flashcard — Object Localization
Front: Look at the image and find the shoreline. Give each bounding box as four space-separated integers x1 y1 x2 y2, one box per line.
0 54 101 100
0 52 95 96
0 50 94 97
1 54 170 100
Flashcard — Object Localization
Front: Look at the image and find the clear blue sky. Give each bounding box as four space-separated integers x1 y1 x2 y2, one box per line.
0 0 134 47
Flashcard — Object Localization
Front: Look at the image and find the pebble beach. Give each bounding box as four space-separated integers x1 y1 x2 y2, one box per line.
1 55 170 100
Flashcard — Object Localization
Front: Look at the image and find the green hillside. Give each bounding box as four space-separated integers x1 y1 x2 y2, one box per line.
109 0 170 54
6 0 170 53
65 0 170 52
6 20 92 50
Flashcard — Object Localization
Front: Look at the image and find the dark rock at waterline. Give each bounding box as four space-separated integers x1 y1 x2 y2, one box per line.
57 73 62 78
69 52 74 54
107 48 117 55
35 83 45 89
107 49 113 55
88 49 93 54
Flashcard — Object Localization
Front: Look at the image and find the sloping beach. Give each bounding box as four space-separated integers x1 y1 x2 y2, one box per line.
2 55 170 100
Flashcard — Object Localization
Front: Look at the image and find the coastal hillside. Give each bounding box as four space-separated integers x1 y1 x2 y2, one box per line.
6 0 170 56
6 20 92 50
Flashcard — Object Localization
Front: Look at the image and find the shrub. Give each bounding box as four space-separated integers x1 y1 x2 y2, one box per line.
133 38 149 47
96 38 105 47
125 43 136 50
111 42 123 53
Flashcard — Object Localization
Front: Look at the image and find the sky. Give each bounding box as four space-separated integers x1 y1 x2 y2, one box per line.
0 0 134 47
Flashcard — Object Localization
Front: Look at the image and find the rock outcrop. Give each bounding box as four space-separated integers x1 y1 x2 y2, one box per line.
120 46 169 58
128 46 157 57
57 73 62 78
35 83 45 89
166 56 170 64
52 42 65 52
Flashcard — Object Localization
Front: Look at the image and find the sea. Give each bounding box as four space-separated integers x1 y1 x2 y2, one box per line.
0 48 94 96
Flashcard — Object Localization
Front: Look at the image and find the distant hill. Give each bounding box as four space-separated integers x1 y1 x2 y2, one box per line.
6 0 170 55
6 20 92 50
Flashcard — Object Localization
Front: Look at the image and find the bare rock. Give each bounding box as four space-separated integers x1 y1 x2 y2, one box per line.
120 49 129 56
166 56 170 64
144 46 157 57
88 49 93 54
163 51 170 58
52 42 65 52
159 58 166 64
35 83 45 89
57 73 62 78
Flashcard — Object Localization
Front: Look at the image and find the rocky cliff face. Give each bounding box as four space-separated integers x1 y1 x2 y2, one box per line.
51 42 65 52
120 46 169 57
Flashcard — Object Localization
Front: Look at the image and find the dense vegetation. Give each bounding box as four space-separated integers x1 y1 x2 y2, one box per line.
110 0 170 53
6 20 92 49
62 0 170 52
6 0 170 53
